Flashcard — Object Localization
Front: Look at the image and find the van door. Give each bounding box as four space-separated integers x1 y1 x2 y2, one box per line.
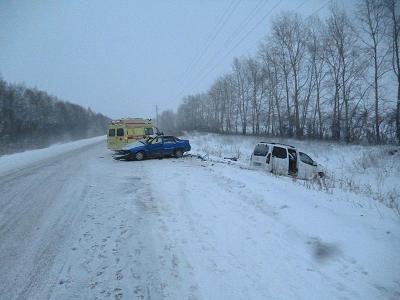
287 148 298 176
265 152 272 172
251 144 269 166
126 128 136 143
107 128 117 149
298 152 316 179
115 128 125 149
271 146 289 175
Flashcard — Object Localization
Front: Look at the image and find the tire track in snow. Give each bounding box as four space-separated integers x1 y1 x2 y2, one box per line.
0 142 98 299
48 156 201 299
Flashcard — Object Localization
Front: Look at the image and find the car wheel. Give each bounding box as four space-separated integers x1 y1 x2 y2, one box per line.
135 152 144 161
175 149 183 158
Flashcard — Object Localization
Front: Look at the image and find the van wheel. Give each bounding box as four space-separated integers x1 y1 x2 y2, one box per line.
174 149 183 158
135 152 144 161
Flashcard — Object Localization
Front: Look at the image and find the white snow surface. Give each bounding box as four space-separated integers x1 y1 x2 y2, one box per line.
0 135 105 176
0 134 399 299
184 132 400 211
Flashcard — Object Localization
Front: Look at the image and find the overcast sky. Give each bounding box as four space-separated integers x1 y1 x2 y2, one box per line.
0 0 353 119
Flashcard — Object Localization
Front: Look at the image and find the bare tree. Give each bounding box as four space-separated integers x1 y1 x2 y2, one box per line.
170 2 397 144
307 16 327 139
232 57 251 135
326 4 363 142
358 0 389 143
384 0 400 143
272 12 308 138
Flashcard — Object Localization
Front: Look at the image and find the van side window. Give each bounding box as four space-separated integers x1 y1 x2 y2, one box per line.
299 152 314 165
272 146 287 159
253 144 268 156
144 128 154 135
116 128 124 136
134 128 144 136
108 129 115 137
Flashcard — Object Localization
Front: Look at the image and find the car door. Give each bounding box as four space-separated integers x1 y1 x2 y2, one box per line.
147 136 164 157
271 146 289 175
298 152 317 179
162 137 176 156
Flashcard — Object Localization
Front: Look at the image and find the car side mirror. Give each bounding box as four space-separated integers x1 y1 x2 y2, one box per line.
312 161 317 167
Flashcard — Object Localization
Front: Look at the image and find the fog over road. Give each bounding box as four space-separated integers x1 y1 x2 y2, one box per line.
0 139 399 300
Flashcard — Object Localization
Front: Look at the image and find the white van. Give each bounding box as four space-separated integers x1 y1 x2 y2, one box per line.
250 142 324 180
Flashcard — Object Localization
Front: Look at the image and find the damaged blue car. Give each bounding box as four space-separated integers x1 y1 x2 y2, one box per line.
114 135 191 161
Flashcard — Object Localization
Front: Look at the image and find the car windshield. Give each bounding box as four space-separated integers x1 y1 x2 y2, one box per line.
122 140 145 150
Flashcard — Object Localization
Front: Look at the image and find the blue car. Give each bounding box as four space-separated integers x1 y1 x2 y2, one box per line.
114 135 191 161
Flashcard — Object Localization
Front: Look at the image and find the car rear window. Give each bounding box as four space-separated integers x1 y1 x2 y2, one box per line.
272 146 287 159
108 129 115 136
164 137 175 143
253 144 268 156
116 128 124 136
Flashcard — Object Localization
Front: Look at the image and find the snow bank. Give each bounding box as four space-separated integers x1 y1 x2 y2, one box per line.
0 136 105 176
183 132 400 212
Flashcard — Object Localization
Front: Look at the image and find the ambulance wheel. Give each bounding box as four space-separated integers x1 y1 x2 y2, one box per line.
135 152 144 161
174 149 183 158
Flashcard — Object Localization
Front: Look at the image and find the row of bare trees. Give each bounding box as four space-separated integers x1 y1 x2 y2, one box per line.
0 77 110 155
160 0 400 144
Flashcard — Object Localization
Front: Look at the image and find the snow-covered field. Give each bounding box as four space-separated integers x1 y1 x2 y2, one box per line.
184 132 400 213
0 135 399 299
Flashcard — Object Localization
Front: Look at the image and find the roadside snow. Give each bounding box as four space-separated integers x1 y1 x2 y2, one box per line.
183 132 400 212
0 136 105 176
1 135 399 299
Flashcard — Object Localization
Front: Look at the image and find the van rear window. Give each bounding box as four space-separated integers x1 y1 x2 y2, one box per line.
116 128 124 136
253 144 268 156
144 127 154 135
272 146 287 159
108 129 115 136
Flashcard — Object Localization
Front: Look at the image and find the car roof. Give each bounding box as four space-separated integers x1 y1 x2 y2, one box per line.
257 141 296 149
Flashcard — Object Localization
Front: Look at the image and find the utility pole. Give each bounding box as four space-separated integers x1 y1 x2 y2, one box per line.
155 104 159 127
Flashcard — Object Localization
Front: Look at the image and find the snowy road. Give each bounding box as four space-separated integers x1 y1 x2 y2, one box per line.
0 139 399 300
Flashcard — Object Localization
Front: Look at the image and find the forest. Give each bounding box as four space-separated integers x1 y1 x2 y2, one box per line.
160 0 400 144
0 77 110 155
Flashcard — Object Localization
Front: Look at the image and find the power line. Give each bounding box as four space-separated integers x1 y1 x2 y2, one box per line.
183 0 284 95
178 0 272 98
178 0 235 80
294 0 308 11
177 0 328 101
178 1 235 79
177 0 242 92
307 0 330 18
223 0 268 48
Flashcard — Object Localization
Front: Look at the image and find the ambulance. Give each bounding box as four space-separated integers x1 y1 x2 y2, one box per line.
107 118 159 150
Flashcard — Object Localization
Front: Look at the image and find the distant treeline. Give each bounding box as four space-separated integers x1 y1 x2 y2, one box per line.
0 77 110 155
160 0 400 144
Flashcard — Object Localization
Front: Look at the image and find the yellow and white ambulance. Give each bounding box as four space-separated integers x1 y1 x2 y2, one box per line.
107 118 159 150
